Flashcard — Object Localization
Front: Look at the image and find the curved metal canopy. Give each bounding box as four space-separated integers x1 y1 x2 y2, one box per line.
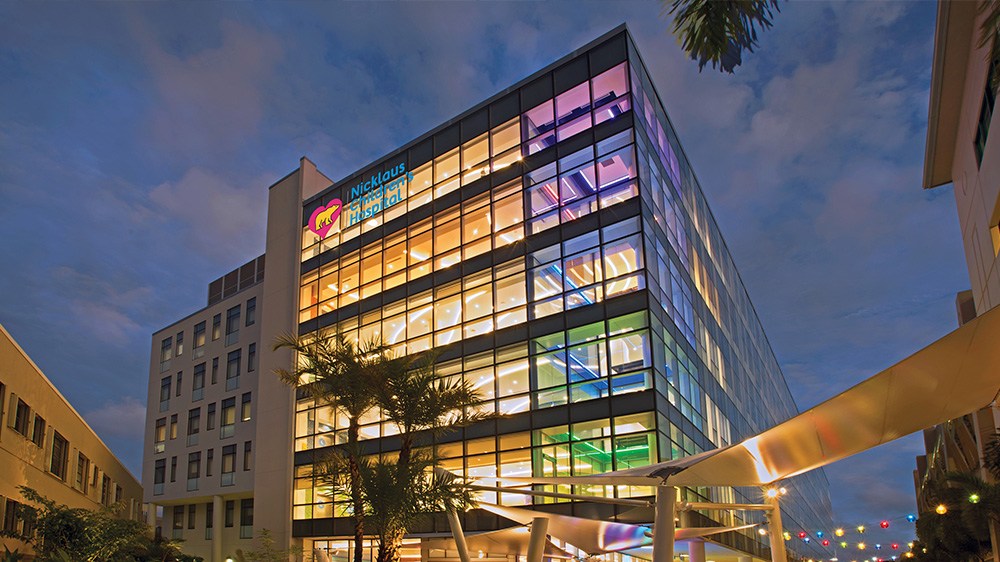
485 303 1000 488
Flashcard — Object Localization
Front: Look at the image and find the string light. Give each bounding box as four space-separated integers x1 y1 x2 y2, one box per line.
891 544 899 550
935 504 947 515
857 525 866 533
906 515 916 522
823 540 830 547
836 529 845 537
969 493 981 504
817 531 825 538
880 521 889 529
859 543 866 550
800 532 808 539
841 542 848 549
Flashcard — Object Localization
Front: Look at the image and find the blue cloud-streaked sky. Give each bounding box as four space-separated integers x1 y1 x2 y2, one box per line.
0 0 964 550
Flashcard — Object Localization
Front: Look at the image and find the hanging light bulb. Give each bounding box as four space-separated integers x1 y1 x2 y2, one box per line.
906 515 916 522
907 543 914 549
759 528 768 536
799 532 808 539
817 531 825 538
805 537 811 543
823 540 831 547
859 543 866 550
875 545 882 550
970 493 981 504
836 529 845 537
841 542 848 549
857 525 866 533
891 544 899 550
784 532 791 541
935 504 947 515
880 520 889 529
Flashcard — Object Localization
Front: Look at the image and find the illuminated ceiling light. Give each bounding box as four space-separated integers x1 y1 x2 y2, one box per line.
767 488 779 498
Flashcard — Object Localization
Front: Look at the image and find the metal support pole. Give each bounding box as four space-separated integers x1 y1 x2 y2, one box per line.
527 517 549 562
765 495 787 562
446 509 472 562
652 485 676 562
688 540 706 562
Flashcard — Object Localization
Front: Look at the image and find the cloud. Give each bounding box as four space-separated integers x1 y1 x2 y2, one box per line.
130 17 282 162
83 396 146 441
148 166 267 262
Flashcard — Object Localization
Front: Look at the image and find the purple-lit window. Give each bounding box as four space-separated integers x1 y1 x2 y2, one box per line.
555 83 592 141
522 100 554 139
596 147 636 190
559 164 597 205
591 62 629 108
527 178 559 218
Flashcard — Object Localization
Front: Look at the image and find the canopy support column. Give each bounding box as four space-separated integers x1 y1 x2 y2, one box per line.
652 485 676 562
446 509 472 562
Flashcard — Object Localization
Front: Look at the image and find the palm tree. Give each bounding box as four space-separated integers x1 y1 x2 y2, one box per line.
273 330 392 562
373 352 488 470
364 350 488 562
659 0 782 73
361 453 475 562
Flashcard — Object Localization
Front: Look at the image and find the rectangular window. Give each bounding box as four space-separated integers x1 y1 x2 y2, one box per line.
243 441 252 471
976 57 999 166
154 418 166 453
241 393 252 422
13 399 29 436
193 321 206 358
212 357 219 384
31 414 45 447
226 350 241 391
239 498 253 539
176 371 182 397
247 343 256 372
221 398 236 438
101 474 111 505
172 505 183 539
222 445 236 486
187 408 200 447
193 363 206 401
159 377 170 412
225 305 240 346
205 502 214 541
188 504 196 530
154 460 165 495
212 314 221 341
3 499 20 534
206 449 214 476
160 337 172 372
207 403 217 430
187 452 201 492
76 452 89 492
176 331 184 357
170 414 178 440
50 431 68 479
170 456 177 483
225 500 235 527
246 297 256 326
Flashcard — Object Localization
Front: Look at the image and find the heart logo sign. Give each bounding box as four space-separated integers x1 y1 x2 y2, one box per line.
308 199 342 239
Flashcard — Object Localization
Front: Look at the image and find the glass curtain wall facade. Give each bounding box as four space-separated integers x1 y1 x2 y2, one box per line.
291 26 832 561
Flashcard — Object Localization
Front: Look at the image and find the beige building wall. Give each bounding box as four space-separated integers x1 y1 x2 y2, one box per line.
254 158 334 552
142 263 264 562
920 0 1000 502
0 322 143 555
925 1 1000 313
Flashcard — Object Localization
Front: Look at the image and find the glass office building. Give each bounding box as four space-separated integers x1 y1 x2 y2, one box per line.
271 25 834 562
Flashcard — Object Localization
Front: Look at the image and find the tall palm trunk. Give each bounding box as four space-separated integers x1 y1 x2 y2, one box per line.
348 420 364 562
376 529 405 562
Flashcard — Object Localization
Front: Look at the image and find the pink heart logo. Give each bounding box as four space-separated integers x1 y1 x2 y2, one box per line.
308 199 342 239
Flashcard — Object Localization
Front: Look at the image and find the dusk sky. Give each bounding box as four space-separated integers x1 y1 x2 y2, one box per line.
0 0 965 550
